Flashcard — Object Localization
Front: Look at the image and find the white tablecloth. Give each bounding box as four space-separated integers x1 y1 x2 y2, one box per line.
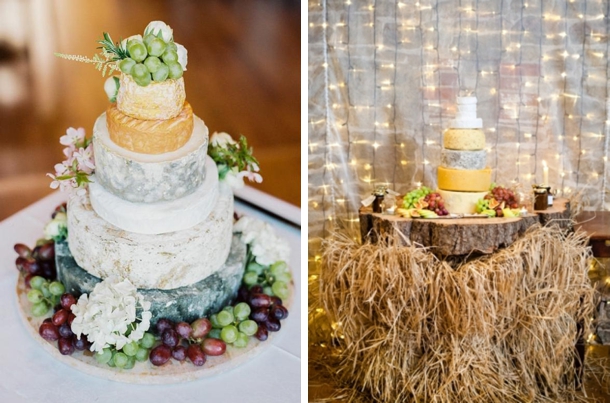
0 190 301 403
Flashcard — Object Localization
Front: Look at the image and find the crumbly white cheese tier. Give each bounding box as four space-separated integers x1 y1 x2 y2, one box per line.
441 149 487 170
67 183 234 290
437 189 489 215
93 112 208 203
117 74 186 120
89 156 219 235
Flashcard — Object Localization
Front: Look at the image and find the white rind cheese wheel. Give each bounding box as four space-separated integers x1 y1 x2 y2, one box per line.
437 189 488 214
441 149 487 170
93 113 208 203
116 74 185 120
67 182 234 290
89 156 219 235
437 166 492 192
443 129 486 150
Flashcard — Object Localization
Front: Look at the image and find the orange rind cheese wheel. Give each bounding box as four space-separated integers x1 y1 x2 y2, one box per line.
106 102 194 154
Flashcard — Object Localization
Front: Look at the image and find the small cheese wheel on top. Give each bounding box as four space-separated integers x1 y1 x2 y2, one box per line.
443 128 486 150
437 166 491 192
106 101 194 154
117 73 185 120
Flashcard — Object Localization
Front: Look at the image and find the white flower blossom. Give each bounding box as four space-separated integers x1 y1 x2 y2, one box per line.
120 34 143 52
104 76 120 102
211 132 237 148
60 127 86 147
144 21 173 43
44 212 67 240
234 216 290 266
70 276 151 353
175 42 188 71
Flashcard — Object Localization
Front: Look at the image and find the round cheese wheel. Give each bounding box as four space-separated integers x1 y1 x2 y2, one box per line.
443 128 486 150
437 189 489 214
116 73 185 120
437 166 492 192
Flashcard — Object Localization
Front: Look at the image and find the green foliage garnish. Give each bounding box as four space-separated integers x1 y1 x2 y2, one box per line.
54 32 127 78
97 32 130 60
209 136 260 180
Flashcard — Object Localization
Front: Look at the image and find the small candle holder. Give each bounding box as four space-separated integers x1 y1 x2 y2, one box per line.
533 185 549 211
371 185 388 213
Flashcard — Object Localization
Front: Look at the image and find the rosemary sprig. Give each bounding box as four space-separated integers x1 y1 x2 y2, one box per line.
97 32 129 60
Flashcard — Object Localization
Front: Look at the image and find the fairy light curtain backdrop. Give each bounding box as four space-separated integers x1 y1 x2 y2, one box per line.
308 0 610 253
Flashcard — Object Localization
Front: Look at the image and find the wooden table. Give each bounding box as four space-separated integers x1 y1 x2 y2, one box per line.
575 211 610 258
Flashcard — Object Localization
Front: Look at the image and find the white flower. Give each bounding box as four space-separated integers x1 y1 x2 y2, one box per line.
60 127 86 147
120 34 143 52
223 167 245 189
104 76 120 102
70 276 151 353
234 216 290 266
175 42 188 71
73 144 95 174
211 132 237 148
43 212 67 240
144 21 173 43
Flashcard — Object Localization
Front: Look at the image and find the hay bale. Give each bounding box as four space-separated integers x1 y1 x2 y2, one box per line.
314 225 595 402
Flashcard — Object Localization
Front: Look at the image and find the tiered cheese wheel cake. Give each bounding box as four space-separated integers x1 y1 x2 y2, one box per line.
59 71 246 323
437 96 491 214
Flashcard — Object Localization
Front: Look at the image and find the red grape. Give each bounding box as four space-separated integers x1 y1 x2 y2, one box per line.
250 285 263 295
202 338 226 356
265 318 281 332
52 309 68 326
270 296 283 306
161 328 179 347
254 323 268 341
191 318 212 339
39 323 59 341
186 344 206 366
237 286 250 303
36 243 55 261
24 274 33 288
174 322 192 339
15 257 26 272
250 293 271 308
270 305 289 321
150 345 172 366
171 345 187 362
156 318 174 335
73 336 90 351
14 244 31 258
60 293 76 310
250 308 269 323
23 259 40 275
58 323 73 338
58 337 75 355
67 312 76 326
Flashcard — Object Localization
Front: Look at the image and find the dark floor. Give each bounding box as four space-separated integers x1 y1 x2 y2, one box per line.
0 0 300 220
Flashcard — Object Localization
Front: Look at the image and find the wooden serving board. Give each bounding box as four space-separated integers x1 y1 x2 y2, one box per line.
360 198 571 256
16 276 294 384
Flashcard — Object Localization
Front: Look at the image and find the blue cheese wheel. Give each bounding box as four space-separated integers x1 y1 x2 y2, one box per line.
441 149 487 170
93 113 208 203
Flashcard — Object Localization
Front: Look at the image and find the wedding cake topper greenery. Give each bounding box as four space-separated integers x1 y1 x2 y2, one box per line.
55 21 188 87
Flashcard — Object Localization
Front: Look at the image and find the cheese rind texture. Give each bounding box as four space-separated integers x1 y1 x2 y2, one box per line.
67 183 234 290
106 102 193 154
56 236 245 323
89 157 219 235
441 149 487 170
437 166 492 192
116 74 185 120
443 129 486 150
93 113 208 203
437 189 489 214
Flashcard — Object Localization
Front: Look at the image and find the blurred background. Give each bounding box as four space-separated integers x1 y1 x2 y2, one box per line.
0 0 300 220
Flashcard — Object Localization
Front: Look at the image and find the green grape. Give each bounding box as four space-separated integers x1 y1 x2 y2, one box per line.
243 271 259 286
31 301 49 317
223 305 234 314
147 37 167 57
27 289 44 304
40 282 51 298
123 355 136 370
30 276 45 290
166 61 183 79
220 325 238 344
263 286 273 296
271 281 290 300
113 352 128 368
208 328 221 339
143 34 156 47
270 261 288 276
143 56 162 73
233 302 251 321
210 314 222 329
238 320 258 337
132 63 150 80
49 281 65 296
107 354 116 367
135 347 149 362
127 40 147 62
274 271 292 284
95 348 113 364
119 58 136 74
217 310 234 327
50 294 60 308
233 332 249 348
123 341 139 357
166 42 178 52
161 50 178 64
134 73 152 87
139 332 156 349
152 63 169 82
247 262 265 275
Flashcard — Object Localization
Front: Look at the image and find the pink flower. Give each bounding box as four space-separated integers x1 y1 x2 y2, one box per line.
60 127 86 147
74 144 95 174
241 171 263 183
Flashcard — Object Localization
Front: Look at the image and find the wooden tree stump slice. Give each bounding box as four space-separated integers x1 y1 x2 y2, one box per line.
360 198 570 257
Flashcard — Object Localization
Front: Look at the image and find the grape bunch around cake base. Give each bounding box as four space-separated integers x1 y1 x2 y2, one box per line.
12 21 294 383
